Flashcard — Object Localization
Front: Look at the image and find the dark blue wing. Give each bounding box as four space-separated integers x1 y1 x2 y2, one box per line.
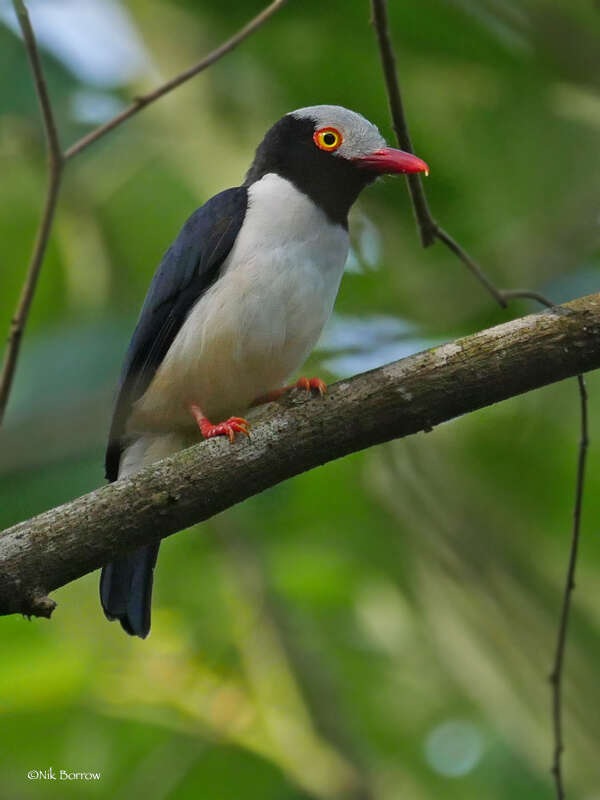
105 186 248 481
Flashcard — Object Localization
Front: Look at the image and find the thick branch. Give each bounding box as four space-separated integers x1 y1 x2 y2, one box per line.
1 293 599 618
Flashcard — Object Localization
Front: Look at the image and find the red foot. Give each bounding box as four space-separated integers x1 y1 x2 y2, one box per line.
190 404 250 443
251 376 328 407
294 376 327 396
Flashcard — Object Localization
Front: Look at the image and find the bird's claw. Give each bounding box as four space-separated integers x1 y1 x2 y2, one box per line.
203 417 251 443
294 376 327 396
190 404 250 442
249 376 327 408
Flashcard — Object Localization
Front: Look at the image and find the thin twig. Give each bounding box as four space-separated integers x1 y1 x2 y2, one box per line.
369 2 590 795
11 0 62 163
0 0 288 426
370 0 436 247
501 289 555 309
370 0 509 306
0 0 65 425
435 225 508 308
64 0 288 160
506 292 588 800
549 375 589 800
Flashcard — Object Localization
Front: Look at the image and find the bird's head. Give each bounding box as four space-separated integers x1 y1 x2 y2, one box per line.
245 104 429 226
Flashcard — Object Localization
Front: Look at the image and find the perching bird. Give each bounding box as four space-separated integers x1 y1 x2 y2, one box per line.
100 104 428 637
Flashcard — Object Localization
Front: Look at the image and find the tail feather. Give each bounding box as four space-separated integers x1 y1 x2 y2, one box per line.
101 433 185 638
100 543 160 638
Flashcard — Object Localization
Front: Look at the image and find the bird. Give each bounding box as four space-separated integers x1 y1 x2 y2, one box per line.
100 104 428 638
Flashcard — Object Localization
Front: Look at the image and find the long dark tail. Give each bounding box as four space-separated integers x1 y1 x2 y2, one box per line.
100 543 160 638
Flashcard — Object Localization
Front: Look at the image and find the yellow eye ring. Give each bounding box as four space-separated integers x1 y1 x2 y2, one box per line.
313 127 343 152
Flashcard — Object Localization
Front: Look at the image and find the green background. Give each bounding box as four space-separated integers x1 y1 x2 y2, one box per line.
1 0 599 797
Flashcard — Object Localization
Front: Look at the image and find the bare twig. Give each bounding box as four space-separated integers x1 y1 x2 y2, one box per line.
64 0 288 161
1 293 598 618
0 0 65 425
435 225 509 308
369 2 590 794
370 0 511 306
508 293 589 800
549 375 589 799
501 289 556 309
0 172 63 425
11 0 62 161
0 0 288 427
370 0 436 247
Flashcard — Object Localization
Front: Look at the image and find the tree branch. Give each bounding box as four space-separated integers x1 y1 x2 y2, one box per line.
1 293 598 618
370 0 510 307
63 0 288 161
0 0 288 428
11 0 62 161
549 373 589 799
434 225 508 308
369 0 436 248
0 0 65 426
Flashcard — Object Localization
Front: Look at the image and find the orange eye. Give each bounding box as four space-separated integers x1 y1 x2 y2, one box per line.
313 127 343 152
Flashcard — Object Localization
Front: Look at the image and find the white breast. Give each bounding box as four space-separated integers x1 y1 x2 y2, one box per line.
131 173 349 432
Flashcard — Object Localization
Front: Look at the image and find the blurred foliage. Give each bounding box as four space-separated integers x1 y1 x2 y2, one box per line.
1 0 600 797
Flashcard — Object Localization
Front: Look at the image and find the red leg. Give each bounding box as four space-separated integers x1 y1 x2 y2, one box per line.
251 376 327 407
190 403 250 443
